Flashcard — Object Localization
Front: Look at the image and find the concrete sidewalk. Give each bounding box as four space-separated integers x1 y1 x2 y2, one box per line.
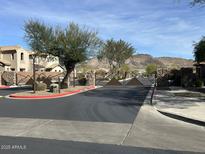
123 105 205 153
154 88 205 125
0 117 131 145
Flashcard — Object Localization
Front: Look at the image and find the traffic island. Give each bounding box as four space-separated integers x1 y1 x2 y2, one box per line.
9 85 97 99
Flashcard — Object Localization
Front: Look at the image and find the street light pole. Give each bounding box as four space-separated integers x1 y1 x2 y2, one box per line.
73 69 75 87
151 71 158 105
33 55 36 93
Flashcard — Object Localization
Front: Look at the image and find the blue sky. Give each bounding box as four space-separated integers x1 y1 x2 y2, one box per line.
0 0 205 59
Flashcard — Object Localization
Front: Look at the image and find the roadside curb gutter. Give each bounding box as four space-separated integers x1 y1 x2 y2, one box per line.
154 106 205 127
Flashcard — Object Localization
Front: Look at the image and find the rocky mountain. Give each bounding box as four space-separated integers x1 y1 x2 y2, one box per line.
83 54 193 71
156 57 193 68
125 54 164 69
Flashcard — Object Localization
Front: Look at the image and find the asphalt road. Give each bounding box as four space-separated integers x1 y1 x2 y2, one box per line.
0 86 204 154
0 87 32 96
0 136 201 154
0 87 150 123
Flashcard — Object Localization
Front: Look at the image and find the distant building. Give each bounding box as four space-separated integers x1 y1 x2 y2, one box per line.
44 64 64 72
33 55 64 72
0 45 64 72
0 45 31 72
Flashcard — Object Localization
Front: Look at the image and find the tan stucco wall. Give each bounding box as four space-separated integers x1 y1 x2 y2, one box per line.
17 48 30 71
2 50 17 71
0 46 62 73
0 48 31 72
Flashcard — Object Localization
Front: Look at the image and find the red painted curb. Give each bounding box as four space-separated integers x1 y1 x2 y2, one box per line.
9 86 96 99
0 86 11 89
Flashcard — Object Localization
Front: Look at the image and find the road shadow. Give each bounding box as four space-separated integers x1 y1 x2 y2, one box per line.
0 136 202 154
0 87 32 96
82 87 151 106
0 87 150 123
155 90 203 109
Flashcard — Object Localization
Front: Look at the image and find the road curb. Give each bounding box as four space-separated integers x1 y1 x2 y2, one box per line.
143 87 153 105
0 85 31 90
9 86 99 100
0 86 17 89
154 107 205 127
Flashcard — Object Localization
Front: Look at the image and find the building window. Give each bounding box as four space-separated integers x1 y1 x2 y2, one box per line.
20 68 25 72
21 53 24 60
11 53 15 60
29 55 33 60
11 68 15 71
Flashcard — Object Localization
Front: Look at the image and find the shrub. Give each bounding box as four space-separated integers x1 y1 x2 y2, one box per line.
36 82 47 91
96 70 107 77
78 78 87 86
117 76 124 80
195 80 204 88
78 73 85 79
146 64 157 76
61 83 68 89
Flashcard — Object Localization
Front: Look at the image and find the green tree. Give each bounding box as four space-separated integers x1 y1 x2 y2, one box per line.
77 63 93 74
24 20 101 88
191 0 205 5
24 20 53 92
146 64 157 76
193 36 205 63
131 70 139 77
119 64 130 79
98 39 135 73
177 0 205 5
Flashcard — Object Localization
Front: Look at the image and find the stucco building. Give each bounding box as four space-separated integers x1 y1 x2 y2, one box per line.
0 45 64 72
0 45 30 72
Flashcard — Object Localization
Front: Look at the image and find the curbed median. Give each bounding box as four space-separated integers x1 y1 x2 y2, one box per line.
9 85 97 100
0 85 17 89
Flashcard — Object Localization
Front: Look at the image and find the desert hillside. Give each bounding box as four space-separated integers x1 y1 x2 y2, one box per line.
82 54 193 71
156 57 193 69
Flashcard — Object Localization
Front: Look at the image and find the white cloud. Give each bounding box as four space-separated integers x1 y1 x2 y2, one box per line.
0 0 205 58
